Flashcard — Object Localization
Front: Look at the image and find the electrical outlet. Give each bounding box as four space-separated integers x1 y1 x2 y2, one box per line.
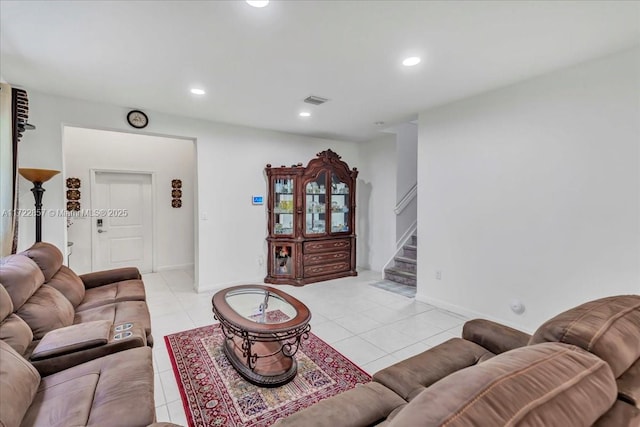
435 270 442 280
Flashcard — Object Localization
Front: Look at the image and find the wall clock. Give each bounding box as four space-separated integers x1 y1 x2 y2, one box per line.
127 110 149 129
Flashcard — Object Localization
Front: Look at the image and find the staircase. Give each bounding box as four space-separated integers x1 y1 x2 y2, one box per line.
384 234 417 287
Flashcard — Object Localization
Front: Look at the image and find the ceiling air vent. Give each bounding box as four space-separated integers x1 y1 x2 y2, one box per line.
303 95 329 105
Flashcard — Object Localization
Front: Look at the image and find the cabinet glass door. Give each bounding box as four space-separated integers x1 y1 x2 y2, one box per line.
330 173 349 233
273 178 294 235
273 244 294 276
305 172 326 235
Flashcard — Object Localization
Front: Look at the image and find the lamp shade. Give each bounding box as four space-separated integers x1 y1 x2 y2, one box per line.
19 168 60 183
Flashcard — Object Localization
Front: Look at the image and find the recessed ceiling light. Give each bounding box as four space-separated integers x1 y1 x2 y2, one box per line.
190 88 206 95
402 57 421 67
246 0 269 7
299 112 311 117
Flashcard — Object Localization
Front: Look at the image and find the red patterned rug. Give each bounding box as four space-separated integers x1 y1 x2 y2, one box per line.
165 317 371 426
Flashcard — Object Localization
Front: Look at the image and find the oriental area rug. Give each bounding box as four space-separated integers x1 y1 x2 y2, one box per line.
165 320 371 427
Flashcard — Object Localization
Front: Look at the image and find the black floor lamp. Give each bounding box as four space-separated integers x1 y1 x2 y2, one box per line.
19 168 60 243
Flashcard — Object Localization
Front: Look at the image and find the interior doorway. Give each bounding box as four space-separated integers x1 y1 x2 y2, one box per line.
63 126 196 276
92 171 154 273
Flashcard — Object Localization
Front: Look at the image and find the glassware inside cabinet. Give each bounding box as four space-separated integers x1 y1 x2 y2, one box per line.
330 173 349 233
273 178 294 235
305 172 326 234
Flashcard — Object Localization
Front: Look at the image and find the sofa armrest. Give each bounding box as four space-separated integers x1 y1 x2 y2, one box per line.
593 400 640 426
274 382 406 427
462 319 531 355
31 320 112 360
79 267 142 289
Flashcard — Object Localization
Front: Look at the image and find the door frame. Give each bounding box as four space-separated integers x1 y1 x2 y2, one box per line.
90 169 157 273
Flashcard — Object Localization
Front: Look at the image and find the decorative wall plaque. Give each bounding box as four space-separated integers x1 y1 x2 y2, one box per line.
172 179 182 208
66 177 81 189
66 189 81 200
66 177 81 211
67 201 80 211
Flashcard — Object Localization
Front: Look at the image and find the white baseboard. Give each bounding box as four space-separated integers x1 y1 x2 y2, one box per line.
415 292 533 334
196 276 265 294
156 263 194 272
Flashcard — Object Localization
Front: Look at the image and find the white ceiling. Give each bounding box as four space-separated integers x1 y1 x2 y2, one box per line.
1 1 639 142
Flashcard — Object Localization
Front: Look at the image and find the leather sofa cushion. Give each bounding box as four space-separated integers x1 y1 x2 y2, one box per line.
0 284 13 322
387 343 616 427
275 382 407 427
47 265 86 308
617 357 640 408
0 284 12 320
0 340 41 427
530 295 640 377
0 313 33 355
77 279 147 311
74 300 151 334
593 400 640 426
16 285 75 339
0 287 31 355
22 242 64 282
22 346 155 427
373 338 493 401
0 254 45 310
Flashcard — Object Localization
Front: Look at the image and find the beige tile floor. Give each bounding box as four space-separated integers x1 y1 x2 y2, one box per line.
146 269 467 425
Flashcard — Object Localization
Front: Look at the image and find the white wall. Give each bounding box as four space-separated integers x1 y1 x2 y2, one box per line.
395 122 418 200
394 123 418 242
357 134 397 272
16 90 361 291
64 127 195 274
417 47 640 332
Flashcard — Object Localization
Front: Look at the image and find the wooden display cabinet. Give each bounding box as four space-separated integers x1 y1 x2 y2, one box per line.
265 149 358 285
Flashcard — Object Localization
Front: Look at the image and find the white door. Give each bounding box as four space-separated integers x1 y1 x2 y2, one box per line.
92 171 153 273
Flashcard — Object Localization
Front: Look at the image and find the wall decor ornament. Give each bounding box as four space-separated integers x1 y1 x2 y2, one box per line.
171 179 182 208
66 189 81 200
66 177 80 189
65 177 81 211
67 201 81 211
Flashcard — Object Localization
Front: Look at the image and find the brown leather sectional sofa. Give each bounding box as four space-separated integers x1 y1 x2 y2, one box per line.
0 242 162 427
277 295 640 426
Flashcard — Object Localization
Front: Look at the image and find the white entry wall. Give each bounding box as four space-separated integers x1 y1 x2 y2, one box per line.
64 127 195 274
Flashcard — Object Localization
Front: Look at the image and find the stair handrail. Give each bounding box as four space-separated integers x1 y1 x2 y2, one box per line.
394 184 417 215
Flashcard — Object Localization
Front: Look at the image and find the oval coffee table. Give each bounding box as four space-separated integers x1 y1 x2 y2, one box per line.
212 285 311 387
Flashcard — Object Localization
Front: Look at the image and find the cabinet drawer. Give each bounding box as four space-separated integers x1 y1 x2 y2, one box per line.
304 239 350 254
304 261 351 278
303 251 350 266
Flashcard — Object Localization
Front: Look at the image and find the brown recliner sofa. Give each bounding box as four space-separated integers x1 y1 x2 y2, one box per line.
276 295 640 426
0 242 159 426
0 242 153 375
0 340 156 427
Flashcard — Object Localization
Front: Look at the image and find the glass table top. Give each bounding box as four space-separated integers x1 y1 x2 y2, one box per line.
224 288 298 324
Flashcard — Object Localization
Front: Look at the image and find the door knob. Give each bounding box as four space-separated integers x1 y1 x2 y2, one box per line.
97 229 107 233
